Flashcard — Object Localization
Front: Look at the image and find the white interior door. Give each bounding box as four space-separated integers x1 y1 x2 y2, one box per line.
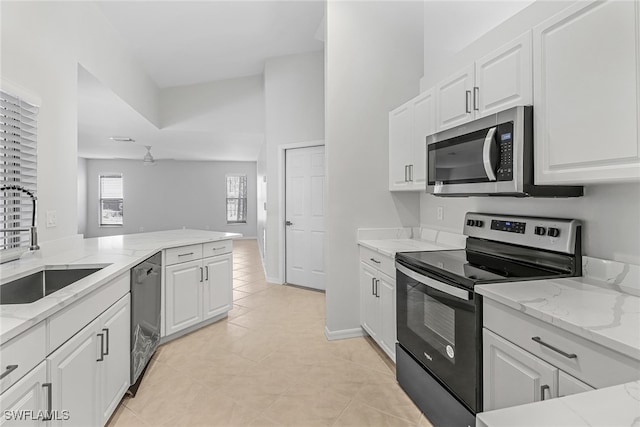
285 146 325 290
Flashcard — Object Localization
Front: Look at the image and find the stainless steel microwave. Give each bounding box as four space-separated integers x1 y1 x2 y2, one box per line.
426 106 582 197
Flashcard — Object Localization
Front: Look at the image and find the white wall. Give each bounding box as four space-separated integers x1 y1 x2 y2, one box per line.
325 1 424 336
1 2 159 244
84 159 257 238
263 51 325 282
77 157 88 236
418 0 640 265
256 144 268 264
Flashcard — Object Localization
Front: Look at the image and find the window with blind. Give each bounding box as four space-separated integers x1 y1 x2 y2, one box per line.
99 174 123 226
1 90 39 251
226 174 247 224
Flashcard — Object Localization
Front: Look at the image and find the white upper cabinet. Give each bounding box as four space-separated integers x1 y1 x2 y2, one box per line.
436 33 533 132
412 89 435 187
389 101 414 191
475 31 532 118
389 88 435 191
534 0 640 184
435 64 475 131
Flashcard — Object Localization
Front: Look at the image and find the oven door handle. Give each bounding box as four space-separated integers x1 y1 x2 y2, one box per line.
396 263 471 300
483 126 498 182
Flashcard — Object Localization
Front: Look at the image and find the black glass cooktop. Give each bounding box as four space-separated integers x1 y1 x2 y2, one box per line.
396 248 573 289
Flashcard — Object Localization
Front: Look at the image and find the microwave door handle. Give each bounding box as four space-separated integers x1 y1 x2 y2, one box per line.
483 127 498 182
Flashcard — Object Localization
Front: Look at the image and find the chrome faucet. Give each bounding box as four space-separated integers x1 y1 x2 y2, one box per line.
0 184 39 251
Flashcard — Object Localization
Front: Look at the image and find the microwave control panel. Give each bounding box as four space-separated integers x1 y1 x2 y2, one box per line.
496 122 514 181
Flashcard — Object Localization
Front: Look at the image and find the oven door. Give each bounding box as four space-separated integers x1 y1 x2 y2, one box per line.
396 262 478 413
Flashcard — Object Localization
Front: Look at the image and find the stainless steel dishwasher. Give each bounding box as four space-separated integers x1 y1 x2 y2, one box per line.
129 251 161 395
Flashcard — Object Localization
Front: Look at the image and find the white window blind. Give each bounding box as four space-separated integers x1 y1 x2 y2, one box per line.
99 174 123 226
226 174 247 224
0 90 39 251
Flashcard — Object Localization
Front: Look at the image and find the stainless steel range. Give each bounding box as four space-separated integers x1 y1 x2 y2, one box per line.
395 212 582 427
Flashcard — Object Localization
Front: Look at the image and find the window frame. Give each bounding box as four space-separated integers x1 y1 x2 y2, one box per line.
98 173 124 227
225 173 248 225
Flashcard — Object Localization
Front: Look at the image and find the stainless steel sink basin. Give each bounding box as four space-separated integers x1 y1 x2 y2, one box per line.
0 267 103 305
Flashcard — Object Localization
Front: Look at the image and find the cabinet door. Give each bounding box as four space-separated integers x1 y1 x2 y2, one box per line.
558 371 594 398
359 263 380 339
202 253 233 320
534 0 640 184
483 328 558 411
475 31 532 118
411 89 435 189
0 361 47 427
378 273 396 361
388 101 414 191
48 318 100 427
165 260 203 336
435 64 475 131
98 294 131 425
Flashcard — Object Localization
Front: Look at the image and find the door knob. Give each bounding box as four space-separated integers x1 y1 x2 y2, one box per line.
285 221 293 226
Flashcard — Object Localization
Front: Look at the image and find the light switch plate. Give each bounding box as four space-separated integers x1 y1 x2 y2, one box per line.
46 210 57 228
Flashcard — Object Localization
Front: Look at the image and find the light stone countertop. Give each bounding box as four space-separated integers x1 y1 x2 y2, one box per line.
476 257 640 426
357 227 466 257
475 258 640 361
0 229 240 345
476 380 640 427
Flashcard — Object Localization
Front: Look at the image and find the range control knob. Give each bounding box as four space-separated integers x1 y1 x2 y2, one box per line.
534 226 546 236
474 220 484 227
467 219 474 226
547 227 561 238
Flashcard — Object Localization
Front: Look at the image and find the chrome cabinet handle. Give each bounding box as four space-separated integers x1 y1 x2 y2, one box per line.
0 364 18 380
42 383 53 421
404 165 409 182
375 279 380 298
103 328 109 356
540 384 550 401
473 86 480 111
465 90 471 113
211 247 225 251
369 258 381 264
178 252 194 257
200 267 204 282
371 277 375 295
285 221 293 226
97 333 105 361
205 266 209 281
532 336 577 359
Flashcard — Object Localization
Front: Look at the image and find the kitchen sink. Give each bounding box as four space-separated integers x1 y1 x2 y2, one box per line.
0 267 104 305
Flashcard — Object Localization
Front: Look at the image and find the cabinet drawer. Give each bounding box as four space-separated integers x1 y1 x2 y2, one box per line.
484 299 640 388
202 240 232 257
0 321 46 394
165 244 203 265
359 246 395 278
49 273 129 354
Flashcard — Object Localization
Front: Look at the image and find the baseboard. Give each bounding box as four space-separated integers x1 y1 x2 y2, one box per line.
324 325 365 341
266 276 283 284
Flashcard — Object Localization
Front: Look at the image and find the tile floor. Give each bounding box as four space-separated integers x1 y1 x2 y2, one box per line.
107 239 432 427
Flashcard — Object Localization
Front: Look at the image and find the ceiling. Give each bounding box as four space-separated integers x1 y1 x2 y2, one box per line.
78 0 534 162
96 1 325 89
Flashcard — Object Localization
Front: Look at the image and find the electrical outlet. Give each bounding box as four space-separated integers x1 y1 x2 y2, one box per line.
46 210 57 228
436 206 444 221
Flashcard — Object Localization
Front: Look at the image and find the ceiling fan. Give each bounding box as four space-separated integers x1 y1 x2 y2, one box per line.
143 145 156 166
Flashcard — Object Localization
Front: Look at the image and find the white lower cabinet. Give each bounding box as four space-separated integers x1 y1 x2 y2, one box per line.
47 294 130 427
165 259 203 335
164 245 233 337
98 296 132 425
359 249 396 362
48 317 101 427
0 361 47 427
483 328 558 411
